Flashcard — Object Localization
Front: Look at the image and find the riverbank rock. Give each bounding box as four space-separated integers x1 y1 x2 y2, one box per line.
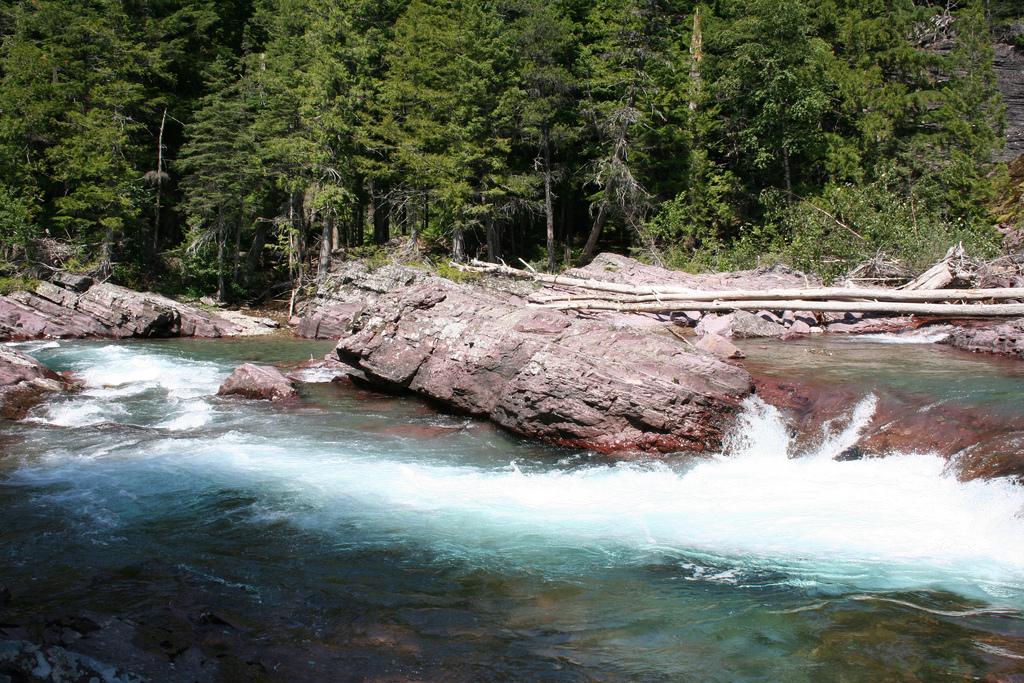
941 318 1024 360
335 277 752 453
218 364 298 401
0 347 73 420
0 277 271 341
695 311 785 339
296 261 432 339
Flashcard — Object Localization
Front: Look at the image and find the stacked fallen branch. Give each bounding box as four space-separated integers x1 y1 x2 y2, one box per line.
536 299 1024 317
899 243 975 291
459 259 1024 317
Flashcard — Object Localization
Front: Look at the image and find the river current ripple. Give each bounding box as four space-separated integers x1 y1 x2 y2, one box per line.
1 337 1023 681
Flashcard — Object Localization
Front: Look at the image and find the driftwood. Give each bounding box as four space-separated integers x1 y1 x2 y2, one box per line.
900 243 973 290
538 299 1024 317
461 261 1024 304
461 252 1024 317
532 287 1024 304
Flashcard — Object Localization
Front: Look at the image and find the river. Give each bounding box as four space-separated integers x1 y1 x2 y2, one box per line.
1 336 1023 681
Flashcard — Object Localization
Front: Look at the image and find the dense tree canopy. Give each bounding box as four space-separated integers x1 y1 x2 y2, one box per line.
0 0 1019 296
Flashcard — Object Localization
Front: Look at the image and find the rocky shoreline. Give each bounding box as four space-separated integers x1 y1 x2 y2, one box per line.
4 254 1024 469
0 273 278 341
290 252 1024 471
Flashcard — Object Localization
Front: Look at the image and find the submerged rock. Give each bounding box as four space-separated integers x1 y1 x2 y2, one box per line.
0 639 145 683
941 318 1024 360
335 278 752 453
0 347 74 420
0 277 271 341
752 372 1024 484
217 364 298 401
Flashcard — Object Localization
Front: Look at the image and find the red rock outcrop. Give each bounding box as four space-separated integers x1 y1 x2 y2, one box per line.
0 347 76 420
0 278 275 341
335 278 752 453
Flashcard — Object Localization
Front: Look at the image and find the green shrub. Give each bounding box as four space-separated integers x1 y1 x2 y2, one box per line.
0 276 40 295
348 245 390 271
434 261 481 283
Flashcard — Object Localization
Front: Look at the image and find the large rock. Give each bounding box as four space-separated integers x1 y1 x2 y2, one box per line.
695 311 785 339
753 373 1024 484
296 261 431 339
0 278 269 341
217 364 298 401
335 278 752 453
941 318 1024 360
0 347 73 420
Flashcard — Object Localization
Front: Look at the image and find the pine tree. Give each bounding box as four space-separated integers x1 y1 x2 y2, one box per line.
177 61 258 301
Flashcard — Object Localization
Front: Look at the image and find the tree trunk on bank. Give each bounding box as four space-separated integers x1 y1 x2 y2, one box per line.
216 211 226 304
232 212 241 287
152 108 167 253
562 196 571 265
318 213 334 281
486 218 501 263
543 130 556 273
581 86 638 263
453 227 466 261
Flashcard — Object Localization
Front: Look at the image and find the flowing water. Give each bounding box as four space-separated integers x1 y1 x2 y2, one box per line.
2 337 1024 681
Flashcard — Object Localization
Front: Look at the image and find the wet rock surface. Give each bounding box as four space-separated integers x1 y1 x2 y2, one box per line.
0 347 74 420
0 277 275 341
217 364 298 401
0 639 146 683
335 277 752 453
942 318 1024 360
752 371 1024 484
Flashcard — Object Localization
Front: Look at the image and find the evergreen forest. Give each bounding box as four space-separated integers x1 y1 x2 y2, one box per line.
1 0 1022 300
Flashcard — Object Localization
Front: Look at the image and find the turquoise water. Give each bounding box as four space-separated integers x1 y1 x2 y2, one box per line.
1 337 1024 681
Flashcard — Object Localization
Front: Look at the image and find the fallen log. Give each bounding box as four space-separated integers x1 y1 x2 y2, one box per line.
537 299 1024 317
531 286 1024 304
900 243 972 290
461 261 1024 303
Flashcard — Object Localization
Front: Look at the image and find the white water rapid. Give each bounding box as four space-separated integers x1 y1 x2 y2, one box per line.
9 341 1024 606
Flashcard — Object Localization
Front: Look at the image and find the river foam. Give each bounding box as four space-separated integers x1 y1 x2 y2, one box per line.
29 344 224 429
13 341 1024 605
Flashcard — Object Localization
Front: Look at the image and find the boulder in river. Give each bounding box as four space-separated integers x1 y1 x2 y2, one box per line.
218 364 298 401
0 347 74 420
335 278 752 453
